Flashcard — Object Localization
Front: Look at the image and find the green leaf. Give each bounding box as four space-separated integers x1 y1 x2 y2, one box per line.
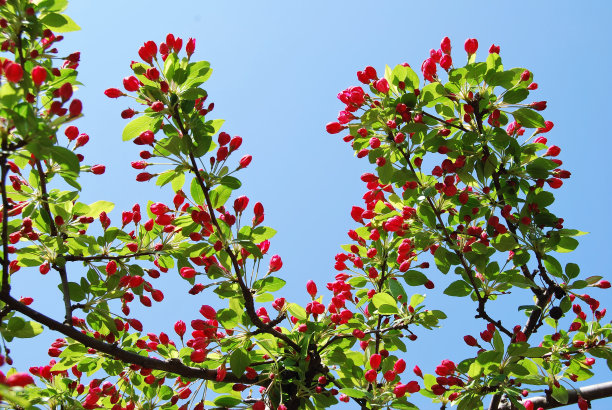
288 303 307 321
443 280 472 297
12 319 43 338
551 385 569 404
554 236 579 253
503 88 529 104
190 178 205 205
210 185 232 208
417 203 436 228
339 388 370 399
122 115 160 141
40 12 80 32
372 293 398 314
57 282 86 302
491 233 518 252
507 342 528 357
220 175 241 189
434 247 451 274
51 146 80 177
83 200 114 218
216 308 240 328
512 108 545 128
421 83 446 105
543 255 563 278
389 279 407 302
565 263 580 279
229 348 249 376
163 53 178 81
493 331 504 353
213 396 242 407
253 277 286 293
251 226 277 242
403 270 428 286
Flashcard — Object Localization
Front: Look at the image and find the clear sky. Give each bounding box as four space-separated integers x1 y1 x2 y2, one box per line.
9 0 612 408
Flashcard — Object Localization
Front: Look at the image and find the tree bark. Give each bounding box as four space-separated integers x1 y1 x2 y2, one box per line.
497 381 612 409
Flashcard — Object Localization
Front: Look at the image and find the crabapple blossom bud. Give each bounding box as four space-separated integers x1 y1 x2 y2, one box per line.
374 78 390 94
530 101 547 111
199 305 216 320
180 267 196 279
104 88 124 98
545 145 561 156
364 369 377 383
239 155 252 169
269 255 283 272
31 66 47 86
489 44 500 54
69 99 82 117
186 38 196 57
464 38 478 55
440 54 452 70
306 280 317 298
91 165 105 175
370 354 382 369
394 359 406 374
174 320 186 337
440 36 451 54
123 76 140 92
5 63 23 83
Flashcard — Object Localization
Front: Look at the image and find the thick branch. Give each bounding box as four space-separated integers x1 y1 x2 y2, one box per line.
497 381 612 410
0 292 260 384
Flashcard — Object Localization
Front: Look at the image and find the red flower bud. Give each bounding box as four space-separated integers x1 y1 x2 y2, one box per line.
440 37 451 54
180 267 196 278
69 99 82 117
123 76 140 92
91 165 105 175
530 101 547 111
5 62 23 83
186 38 196 57
239 154 252 169
269 255 283 272
370 353 382 369
104 88 124 98
326 122 345 134
31 65 47 86
306 280 317 298
174 320 186 337
464 38 478 55
364 369 377 383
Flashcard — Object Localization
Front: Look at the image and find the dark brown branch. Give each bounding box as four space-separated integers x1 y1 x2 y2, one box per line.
1 142 10 293
0 292 261 384
35 159 73 325
395 142 512 337
497 381 612 410
421 111 470 133
63 251 155 262
171 109 299 352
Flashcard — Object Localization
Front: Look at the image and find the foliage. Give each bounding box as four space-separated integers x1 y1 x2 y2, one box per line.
0 1 609 410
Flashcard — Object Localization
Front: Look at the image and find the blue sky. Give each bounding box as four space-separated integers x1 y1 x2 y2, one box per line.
9 0 612 408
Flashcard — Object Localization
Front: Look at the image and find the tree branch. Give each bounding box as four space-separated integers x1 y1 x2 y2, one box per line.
497 381 612 410
0 292 261 384
35 159 73 325
171 109 299 352
63 251 155 262
395 142 512 337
